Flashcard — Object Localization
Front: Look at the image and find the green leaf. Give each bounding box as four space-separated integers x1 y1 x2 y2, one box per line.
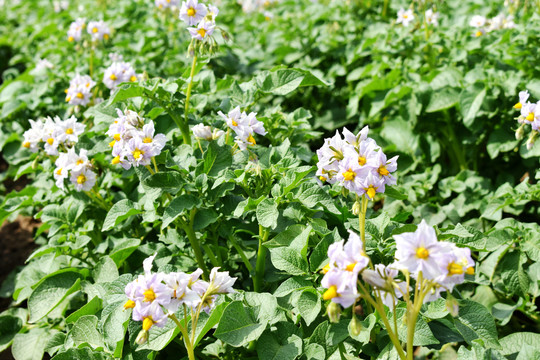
66 296 102 324
297 185 341 215
256 197 279 229
204 141 232 176
256 332 302 360
460 84 486 128
389 304 439 346
102 200 142 231
193 302 227 347
28 270 83 323
499 332 540 356
269 247 309 275
297 289 321 326
12 328 56 360
67 315 105 350
304 343 326 360
214 301 267 347
51 348 111 360
142 171 184 191
92 256 119 284
273 277 312 298
135 317 180 351
426 87 459 113
0 315 22 352
101 301 130 355
349 313 376 345
454 300 501 349
162 194 199 228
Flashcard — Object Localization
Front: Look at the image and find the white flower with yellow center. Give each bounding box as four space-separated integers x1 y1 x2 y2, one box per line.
187 20 215 41
425 8 439 26
396 8 415 27
86 20 110 41
469 15 486 28
179 0 208 26
70 167 97 192
67 18 85 42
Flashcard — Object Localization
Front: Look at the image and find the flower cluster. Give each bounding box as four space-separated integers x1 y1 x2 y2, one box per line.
65 74 96 106
321 221 475 309
237 0 279 14
103 60 139 91
107 109 167 170
316 126 397 200
192 123 224 141
54 148 97 191
469 14 515 37
22 115 85 155
218 106 267 150
513 90 540 149
155 0 180 10
179 0 227 54
396 8 439 27
53 0 68 13
67 18 110 42
124 255 236 336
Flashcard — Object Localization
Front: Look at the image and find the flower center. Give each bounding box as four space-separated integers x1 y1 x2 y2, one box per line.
92 27 98 33
22 142 30 148
514 102 522 109
358 156 366 166
447 262 464 275
475 30 482 37
109 140 116 148
143 137 153 144
142 316 155 331
187 7 196 16
231 119 238 126
323 285 338 300
130 75 137 82
56 168 63 175
378 165 390 176
343 168 356 181
143 288 156 302
66 128 74 134
47 138 54 145
77 174 86 184
112 156 121 165
345 263 356 272
197 28 206 38
133 149 144 159
114 134 121 141
365 185 377 199
110 74 117 81
76 159 84 165
526 112 534 121
76 92 84 99
247 134 256 145
416 247 429 259
466 266 475 275
321 264 331 274
123 300 135 309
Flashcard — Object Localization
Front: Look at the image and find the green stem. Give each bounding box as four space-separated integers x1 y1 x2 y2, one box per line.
253 225 269 292
170 314 196 360
407 273 427 360
181 209 208 279
183 55 198 144
202 244 219 267
228 235 253 272
443 110 467 170
382 0 390 17
358 195 369 253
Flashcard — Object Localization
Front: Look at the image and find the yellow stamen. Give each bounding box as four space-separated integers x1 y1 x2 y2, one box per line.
76 92 84 99
68 36 74 42
378 165 390 176
112 156 121 165
113 134 121 141
66 128 74 135
466 266 475 275
92 27 98 33
247 134 256 145
319 176 326 182
142 317 154 331
47 138 54 145
77 174 86 184
526 112 534 122
123 300 135 310
416 247 429 259
514 102 522 110
22 142 30 148
109 140 116 147
197 28 206 38
66 96 71 102
321 264 331 274
143 288 156 302
103 33 109 40
187 7 196 16
133 149 143 159
323 285 338 300
76 160 84 165
447 262 464 275
345 263 356 272
64 88 69 94
130 75 137 82
343 169 356 181
475 30 483 37
56 168 63 175
365 185 376 199
143 137 153 144
358 156 366 166
231 120 238 126
110 74 117 81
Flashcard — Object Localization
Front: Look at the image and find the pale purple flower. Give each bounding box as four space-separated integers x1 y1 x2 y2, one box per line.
179 0 208 26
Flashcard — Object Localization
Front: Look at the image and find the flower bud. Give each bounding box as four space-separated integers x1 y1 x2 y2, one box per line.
446 297 459 317
350 314 362 336
515 124 525 140
32 156 40 170
327 301 341 323
526 131 538 150
135 329 149 345
188 43 195 58
220 29 231 42
352 200 361 215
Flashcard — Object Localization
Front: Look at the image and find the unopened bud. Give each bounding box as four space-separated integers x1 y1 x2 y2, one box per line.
526 131 538 150
32 156 40 170
352 200 361 215
220 29 231 42
350 314 362 336
187 43 195 58
327 301 341 323
515 124 525 140
135 329 149 345
446 297 459 317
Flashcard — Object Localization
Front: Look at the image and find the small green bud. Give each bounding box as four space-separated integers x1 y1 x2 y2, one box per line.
135 329 149 345
352 200 361 215
350 314 362 336
445 296 459 317
327 301 341 324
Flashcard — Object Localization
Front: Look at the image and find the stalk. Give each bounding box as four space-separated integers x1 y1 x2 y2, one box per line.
253 225 269 292
182 55 198 145
228 235 253 272
358 195 369 253
181 209 209 279
169 314 196 360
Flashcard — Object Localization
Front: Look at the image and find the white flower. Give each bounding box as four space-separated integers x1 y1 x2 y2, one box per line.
70 167 97 192
87 20 110 41
155 0 180 9
140 121 167 157
35 58 54 72
67 18 85 42
469 15 486 28
22 119 44 152
396 8 415 27
65 74 96 106
187 20 215 41
514 90 530 110
179 0 208 26
56 116 85 144
192 124 213 140
425 8 439 26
